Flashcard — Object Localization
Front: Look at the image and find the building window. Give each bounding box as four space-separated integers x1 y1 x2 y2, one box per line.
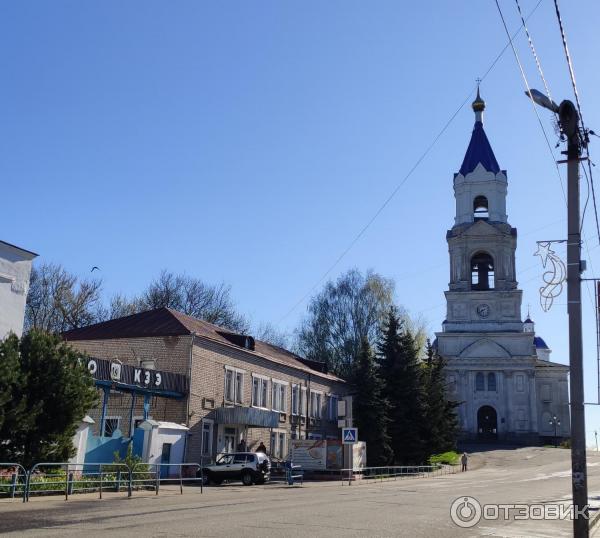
328 394 339 421
103 417 121 437
471 252 495 290
270 430 287 459
516 374 525 392
252 375 269 408
291 384 300 415
475 372 485 392
541 384 552 402
473 195 489 219
201 420 213 457
224 367 244 404
487 373 497 392
310 391 323 419
272 381 287 413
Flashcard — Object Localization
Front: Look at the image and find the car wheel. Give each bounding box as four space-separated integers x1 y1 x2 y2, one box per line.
241 471 254 486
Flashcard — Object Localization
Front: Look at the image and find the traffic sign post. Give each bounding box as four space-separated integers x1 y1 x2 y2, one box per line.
342 427 357 444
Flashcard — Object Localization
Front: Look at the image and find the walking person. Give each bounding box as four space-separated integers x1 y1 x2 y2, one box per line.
461 452 468 472
257 441 267 454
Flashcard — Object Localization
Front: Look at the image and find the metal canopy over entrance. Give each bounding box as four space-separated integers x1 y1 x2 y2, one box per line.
209 406 280 428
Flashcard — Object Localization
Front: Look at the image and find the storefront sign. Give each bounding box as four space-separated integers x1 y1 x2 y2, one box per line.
84 357 188 395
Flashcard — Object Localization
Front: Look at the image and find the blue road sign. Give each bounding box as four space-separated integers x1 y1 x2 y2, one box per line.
342 427 358 444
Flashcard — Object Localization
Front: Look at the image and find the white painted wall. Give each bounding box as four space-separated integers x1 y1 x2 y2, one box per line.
0 241 37 339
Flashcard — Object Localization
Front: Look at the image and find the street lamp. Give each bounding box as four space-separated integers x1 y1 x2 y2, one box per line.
549 415 561 448
526 88 589 536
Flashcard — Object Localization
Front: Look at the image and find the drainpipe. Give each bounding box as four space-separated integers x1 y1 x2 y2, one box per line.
307 373 311 438
186 333 195 427
184 333 195 463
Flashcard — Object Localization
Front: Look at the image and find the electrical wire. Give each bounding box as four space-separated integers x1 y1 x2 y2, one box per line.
514 0 554 104
552 0 586 135
275 0 546 324
494 0 567 204
551 0 600 245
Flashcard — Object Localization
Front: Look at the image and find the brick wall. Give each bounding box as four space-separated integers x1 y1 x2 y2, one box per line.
66 334 348 460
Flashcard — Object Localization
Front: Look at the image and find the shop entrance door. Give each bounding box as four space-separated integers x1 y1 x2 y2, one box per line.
224 427 237 453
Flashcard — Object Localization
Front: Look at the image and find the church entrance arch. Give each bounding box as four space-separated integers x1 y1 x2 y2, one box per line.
477 405 498 440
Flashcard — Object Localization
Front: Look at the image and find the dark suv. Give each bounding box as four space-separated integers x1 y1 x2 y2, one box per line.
201 452 271 486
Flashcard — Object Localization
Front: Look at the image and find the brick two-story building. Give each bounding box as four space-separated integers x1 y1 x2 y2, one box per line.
64 307 348 463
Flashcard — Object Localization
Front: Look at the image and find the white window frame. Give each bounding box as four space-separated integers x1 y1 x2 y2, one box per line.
327 394 339 422
103 416 121 437
224 366 245 404
201 418 214 457
310 390 323 419
301 387 307 416
291 384 300 416
270 429 287 459
271 379 288 413
252 374 270 409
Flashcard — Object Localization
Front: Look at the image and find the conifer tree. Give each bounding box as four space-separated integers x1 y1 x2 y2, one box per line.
422 340 459 455
378 308 428 465
0 331 98 467
352 337 393 466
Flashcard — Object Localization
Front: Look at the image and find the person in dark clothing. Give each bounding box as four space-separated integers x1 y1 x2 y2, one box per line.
256 441 267 454
461 452 468 472
237 439 247 452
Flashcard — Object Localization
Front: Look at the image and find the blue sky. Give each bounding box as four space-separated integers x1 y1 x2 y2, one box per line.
3 1 600 444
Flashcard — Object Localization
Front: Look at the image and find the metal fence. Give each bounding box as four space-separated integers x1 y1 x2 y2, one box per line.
0 462 205 503
0 463 28 502
340 464 458 485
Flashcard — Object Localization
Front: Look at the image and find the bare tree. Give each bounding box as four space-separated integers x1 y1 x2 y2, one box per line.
104 270 250 333
254 322 290 348
296 268 422 378
25 263 103 333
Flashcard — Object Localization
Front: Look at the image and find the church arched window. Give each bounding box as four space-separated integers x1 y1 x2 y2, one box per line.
471 252 495 290
475 372 485 391
473 195 489 220
487 372 497 392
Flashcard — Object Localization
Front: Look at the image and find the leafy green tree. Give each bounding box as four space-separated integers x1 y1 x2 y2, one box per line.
422 340 458 455
378 308 428 465
0 331 98 467
352 337 393 466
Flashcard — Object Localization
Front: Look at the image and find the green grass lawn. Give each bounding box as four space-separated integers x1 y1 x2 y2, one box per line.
429 451 460 466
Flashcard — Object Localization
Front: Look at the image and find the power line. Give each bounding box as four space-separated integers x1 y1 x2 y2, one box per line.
514 0 553 103
494 0 567 204
275 0 546 324
494 0 599 317
552 0 586 135
551 0 600 245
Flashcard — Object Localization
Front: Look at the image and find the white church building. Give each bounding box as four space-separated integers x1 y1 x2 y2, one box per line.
436 90 570 445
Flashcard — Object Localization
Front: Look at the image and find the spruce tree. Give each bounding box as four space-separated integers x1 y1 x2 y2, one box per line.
0 331 98 467
378 308 428 465
422 340 459 455
352 337 393 466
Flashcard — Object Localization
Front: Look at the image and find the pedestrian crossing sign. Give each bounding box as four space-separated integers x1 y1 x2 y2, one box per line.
342 427 358 444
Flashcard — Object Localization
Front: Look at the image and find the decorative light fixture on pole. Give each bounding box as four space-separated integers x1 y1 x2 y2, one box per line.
526 89 589 536
549 415 561 448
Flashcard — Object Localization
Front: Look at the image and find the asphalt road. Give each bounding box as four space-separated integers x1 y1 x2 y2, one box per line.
2 447 600 537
